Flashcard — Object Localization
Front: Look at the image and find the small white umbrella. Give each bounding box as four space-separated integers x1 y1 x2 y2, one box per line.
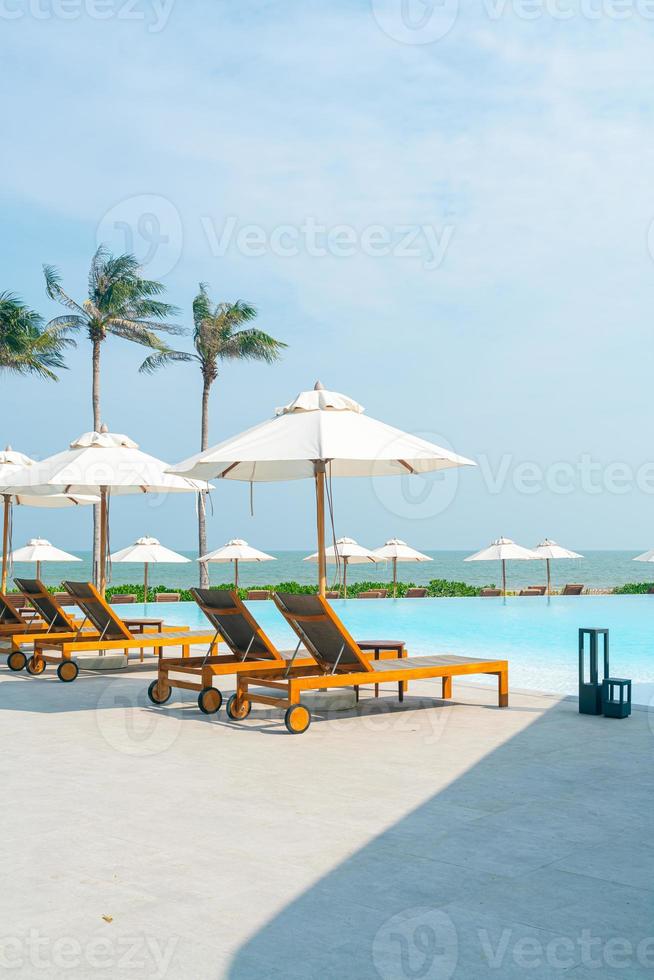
372 538 432 597
1 427 209 595
533 539 583 595
110 536 190 602
0 447 98 591
305 536 381 597
10 537 81 581
198 539 275 588
169 382 474 595
465 537 542 595
634 549 654 562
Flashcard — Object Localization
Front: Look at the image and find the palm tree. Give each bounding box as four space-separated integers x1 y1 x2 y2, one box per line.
43 246 184 581
0 291 72 380
141 283 287 586
44 246 182 429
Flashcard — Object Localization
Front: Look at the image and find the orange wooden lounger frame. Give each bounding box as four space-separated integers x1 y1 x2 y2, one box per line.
29 581 217 683
147 588 318 714
1 580 90 671
148 589 410 715
226 593 509 733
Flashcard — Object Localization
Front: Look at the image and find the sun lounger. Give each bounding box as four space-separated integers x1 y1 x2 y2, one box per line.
149 589 409 714
357 590 387 599
406 588 428 598
226 593 509 733
1 580 87 671
519 588 544 596
110 594 137 604
562 584 584 596
480 588 501 597
27 581 218 683
149 588 318 713
247 590 270 600
155 592 180 603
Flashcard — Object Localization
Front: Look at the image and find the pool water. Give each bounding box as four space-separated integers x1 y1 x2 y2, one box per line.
134 595 654 705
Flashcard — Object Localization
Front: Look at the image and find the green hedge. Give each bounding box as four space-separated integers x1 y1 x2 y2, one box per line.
104 578 491 600
613 583 654 594
21 578 492 601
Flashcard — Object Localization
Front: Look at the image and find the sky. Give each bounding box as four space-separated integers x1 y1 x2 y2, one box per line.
1 1 654 552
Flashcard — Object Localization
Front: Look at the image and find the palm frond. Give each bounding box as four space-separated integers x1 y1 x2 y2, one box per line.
220 328 287 363
0 292 70 380
139 349 196 374
43 265 88 317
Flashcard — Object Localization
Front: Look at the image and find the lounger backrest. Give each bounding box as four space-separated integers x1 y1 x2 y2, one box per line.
563 584 584 596
63 581 132 640
0 592 28 625
191 588 281 661
273 593 373 673
14 578 75 631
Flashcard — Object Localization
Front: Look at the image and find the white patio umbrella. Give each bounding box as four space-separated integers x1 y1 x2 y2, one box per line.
10 537 81 581
198 538 275 588
634 548 654 562
465 537 542 595
533 539 583 595
1 427 209 595
304 536 381 597
169 382 474 595
372 538 432 597
0 447 98 591
110 536 190 602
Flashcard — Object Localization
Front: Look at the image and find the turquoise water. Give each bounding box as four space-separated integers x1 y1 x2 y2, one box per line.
131 594 654 705
9 550 654 591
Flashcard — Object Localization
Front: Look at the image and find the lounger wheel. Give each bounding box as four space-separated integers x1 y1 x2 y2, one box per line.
284 704 311 735
147 679 171 705
7 651 27 672
26 655 46 676
226 694 251 721
198 687 222 714
57 660 79 683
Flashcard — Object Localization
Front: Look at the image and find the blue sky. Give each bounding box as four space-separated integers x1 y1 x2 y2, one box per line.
1 1 654 551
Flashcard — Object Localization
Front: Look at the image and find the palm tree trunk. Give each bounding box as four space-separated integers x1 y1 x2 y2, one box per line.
92 339 102 587
198 377 211 587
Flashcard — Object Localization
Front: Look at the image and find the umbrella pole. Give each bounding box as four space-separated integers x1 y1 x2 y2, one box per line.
502 559 506 596
36 560 41 581
1 495 9 593
546 558 551 596
393 557 397 598
344 560 348 599
315 465 327 596
144 563 148 604
99 487 108 596
235 559 238 589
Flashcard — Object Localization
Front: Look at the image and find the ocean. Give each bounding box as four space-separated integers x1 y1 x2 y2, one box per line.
7 550 653 592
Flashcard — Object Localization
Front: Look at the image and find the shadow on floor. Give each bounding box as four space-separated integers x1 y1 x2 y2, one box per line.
226 698 654 979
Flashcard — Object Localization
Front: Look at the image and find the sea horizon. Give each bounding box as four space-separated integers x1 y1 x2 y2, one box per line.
9 549 653 591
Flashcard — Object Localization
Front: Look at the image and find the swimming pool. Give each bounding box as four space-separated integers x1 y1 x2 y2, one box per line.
133 595 654 705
